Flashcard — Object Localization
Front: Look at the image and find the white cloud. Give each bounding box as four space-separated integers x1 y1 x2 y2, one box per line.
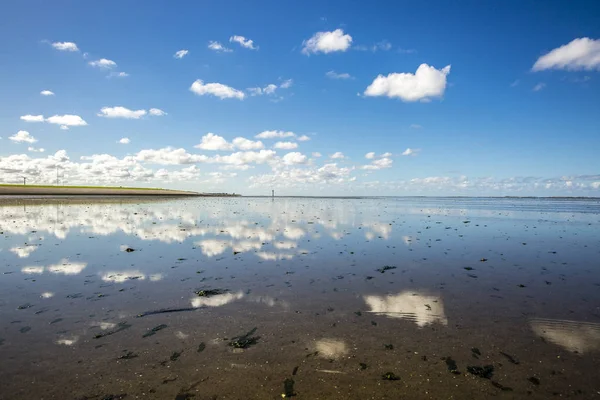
232 137 264 150
148 108 166 116
365 152 375 159
208 41 232 53
28 146 45 152
20 114 44 122
401 148 420 156
118 137 130 144
208 150 276 166
89 58 117 69
135 147 209 165
190 79 245 100
247 80 292 97
174 49 189 59
297 135 311 141
330 152 345 159
9 131 37 143
194 133 234 151
280 79 293 89
46 114 88 127
274 141 298 150
326 70 353 80
410 124 422 129
362 157 393 170
364 64 451 102
229 35 258 50
302 29 353 55
98 106 146 119
381 152 392 157
40 90 54 96
11 246 38 258
255 130 295 139
532 38 600 71
312 152 322 158
533 82 546 92
282 152 307 165
51 41 79 52
108 71 129 78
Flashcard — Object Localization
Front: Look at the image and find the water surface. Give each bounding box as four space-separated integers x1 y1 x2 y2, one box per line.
1 197 599 399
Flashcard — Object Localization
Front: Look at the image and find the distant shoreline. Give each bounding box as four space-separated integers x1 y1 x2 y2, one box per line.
0 185 238 197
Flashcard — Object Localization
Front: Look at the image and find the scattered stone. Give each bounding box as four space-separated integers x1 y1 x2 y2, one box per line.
283 378 296 397
228 327 259 349
382 372 400 381
376 266 396 273
445 357 460 374
528 376 540 385
467 365 494 379
499 351 520 365
197 342 206 353
142 324 168 338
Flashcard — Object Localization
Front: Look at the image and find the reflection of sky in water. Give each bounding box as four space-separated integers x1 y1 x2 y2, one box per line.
364 291 447 327
1 197 600 353
530 318 600 354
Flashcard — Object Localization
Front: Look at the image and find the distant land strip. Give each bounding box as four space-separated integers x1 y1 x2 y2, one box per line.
0 184 239 197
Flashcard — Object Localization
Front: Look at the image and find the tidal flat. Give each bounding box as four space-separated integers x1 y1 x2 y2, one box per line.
1 197 599 399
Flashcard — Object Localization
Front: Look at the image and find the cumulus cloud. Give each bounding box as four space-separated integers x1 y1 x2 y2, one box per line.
282 152 307 165
47 114 87 127
20 114 44 122
174 49 189 59
118 137 130 144
89 58 117 69
136 147 209 165
28 146 45 153
297 135 311 141
249 163 353 188
362 157 393 170
194 133 234 151
229 35 258 50
232 137 264 150
208 41 232 53
51 41 79 52
302 29 353 55
365 152 375 159
190 79 245 100
274 141 298 150
312 152 322 158
9 131 37 143
533 82 546 92
211 150 276 166
401 148 420 156
330 152 345 159
247 80 292 97
255 130 296 139
326 70 353 80
532 38 600 71
148 108 166 116
40 90 54 96
98 106 146 119
364 64 451 102
108 71 129 78
19 114 86 130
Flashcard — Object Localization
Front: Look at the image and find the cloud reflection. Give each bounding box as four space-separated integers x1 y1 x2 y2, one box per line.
530 318 600 354
363 291 447 327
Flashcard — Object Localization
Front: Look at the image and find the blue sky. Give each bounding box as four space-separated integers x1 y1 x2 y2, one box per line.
1 0 599 195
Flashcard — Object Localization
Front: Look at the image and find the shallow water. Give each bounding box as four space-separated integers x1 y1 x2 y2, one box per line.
1 196 600 399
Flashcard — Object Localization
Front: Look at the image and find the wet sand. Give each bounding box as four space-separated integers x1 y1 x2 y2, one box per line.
0 197 599 399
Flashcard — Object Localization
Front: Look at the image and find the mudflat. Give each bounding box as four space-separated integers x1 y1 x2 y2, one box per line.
0 197 599 399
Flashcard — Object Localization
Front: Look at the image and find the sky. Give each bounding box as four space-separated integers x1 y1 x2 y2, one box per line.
1 0 599 196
